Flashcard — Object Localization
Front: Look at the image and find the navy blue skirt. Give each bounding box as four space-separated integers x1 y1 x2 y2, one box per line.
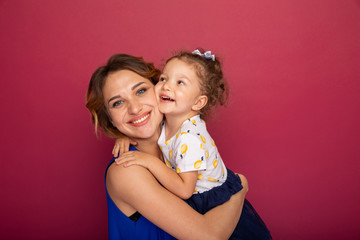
187 169 272 240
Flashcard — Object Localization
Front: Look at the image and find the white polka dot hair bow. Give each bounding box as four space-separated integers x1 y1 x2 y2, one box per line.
192 49 215 61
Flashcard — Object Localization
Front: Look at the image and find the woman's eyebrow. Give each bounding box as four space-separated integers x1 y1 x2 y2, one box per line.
108 95 120 104
131 81 146 90
108 82 147 104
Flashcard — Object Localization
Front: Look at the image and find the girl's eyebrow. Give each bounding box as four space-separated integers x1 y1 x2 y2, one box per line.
108 82 147 104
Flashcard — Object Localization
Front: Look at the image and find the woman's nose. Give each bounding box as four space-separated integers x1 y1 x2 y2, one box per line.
128 99 143 114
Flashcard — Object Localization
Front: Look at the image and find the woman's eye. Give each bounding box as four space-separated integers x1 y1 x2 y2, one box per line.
177 81 184 85
112 100 123 107
160 77 166 82
136 88 147 95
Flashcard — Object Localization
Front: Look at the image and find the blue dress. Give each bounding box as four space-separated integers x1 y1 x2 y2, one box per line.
106 146 271 239
187 168 272 240
105 146 176 240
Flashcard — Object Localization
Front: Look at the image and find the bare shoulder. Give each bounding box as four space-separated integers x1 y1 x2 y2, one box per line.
106 163 163 204
107 161 158 185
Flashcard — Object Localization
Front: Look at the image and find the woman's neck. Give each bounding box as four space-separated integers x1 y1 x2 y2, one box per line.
133 127 163 159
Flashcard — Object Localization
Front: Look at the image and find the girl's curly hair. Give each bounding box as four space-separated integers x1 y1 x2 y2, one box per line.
166 49 228 119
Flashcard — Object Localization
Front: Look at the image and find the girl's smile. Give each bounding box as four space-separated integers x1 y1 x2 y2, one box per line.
155 58 205 119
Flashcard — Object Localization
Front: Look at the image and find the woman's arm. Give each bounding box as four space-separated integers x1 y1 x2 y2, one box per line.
107 163 247 240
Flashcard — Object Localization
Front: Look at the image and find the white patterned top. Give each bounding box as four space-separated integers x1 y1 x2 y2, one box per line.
158 115 228 194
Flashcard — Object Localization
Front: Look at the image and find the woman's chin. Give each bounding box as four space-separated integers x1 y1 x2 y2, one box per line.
123 126 157 141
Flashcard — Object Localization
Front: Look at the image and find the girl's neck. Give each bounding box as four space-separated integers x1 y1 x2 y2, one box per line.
164 111 198 141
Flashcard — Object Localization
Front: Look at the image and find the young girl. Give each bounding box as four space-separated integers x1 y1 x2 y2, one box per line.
115 49 272 239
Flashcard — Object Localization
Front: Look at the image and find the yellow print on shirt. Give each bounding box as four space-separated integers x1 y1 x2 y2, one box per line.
194 160 202 169
180 144 188 154
213 159 218 168
165 160 173 168
169 149 173 159
207 177 217 182
200 135 206 144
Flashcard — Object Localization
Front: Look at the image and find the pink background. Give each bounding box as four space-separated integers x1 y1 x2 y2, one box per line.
1 0 359 239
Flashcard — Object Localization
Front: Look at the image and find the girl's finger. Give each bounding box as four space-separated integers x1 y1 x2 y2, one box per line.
113 145 120 157
121 141 129 155
119 143 124 156
120 151 134 157
124 140 131 153
115 157 135 165
115 153 133 163
115 157 128 165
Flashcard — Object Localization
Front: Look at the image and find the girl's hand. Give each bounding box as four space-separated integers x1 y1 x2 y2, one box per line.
112 135 137 157
115 151 158 169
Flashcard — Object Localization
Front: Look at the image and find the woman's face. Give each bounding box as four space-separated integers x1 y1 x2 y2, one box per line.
102 70 163 140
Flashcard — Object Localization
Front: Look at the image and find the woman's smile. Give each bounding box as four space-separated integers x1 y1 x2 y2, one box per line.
103 70 163 140
128 112 151 126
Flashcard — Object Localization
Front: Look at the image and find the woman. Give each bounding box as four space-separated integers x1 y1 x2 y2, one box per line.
86 54 248 239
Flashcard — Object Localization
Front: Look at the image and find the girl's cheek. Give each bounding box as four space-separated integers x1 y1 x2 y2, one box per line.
154 82 161 90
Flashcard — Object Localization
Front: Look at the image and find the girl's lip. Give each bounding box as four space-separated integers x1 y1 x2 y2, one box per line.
159 93 175 102
128 112 151 127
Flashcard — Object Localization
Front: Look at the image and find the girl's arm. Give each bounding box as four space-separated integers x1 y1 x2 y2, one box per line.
116 151 197 199
112 134 137 157
107 163 248 240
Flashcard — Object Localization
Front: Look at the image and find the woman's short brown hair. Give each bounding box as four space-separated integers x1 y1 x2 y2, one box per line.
86 54 160 138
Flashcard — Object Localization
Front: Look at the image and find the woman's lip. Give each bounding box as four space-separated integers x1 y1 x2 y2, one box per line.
128 112 151 127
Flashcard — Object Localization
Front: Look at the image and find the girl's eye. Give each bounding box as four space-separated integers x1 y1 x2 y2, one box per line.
160 77 166 82
177 81 184 85
112 100 124 107
136 88 147 95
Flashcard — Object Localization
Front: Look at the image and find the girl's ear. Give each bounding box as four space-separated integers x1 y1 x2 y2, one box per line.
192 95 208 111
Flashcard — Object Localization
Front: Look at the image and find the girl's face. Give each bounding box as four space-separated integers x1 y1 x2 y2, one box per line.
103 70 163 140
155 58 206 119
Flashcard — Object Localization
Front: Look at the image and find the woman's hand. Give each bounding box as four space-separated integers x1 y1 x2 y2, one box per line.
236 173 249 193
112 134 137 157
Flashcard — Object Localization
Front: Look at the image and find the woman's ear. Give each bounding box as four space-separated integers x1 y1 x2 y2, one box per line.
192 95 208 111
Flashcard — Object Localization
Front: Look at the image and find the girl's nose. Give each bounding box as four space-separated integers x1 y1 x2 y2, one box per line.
162 80 172 91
